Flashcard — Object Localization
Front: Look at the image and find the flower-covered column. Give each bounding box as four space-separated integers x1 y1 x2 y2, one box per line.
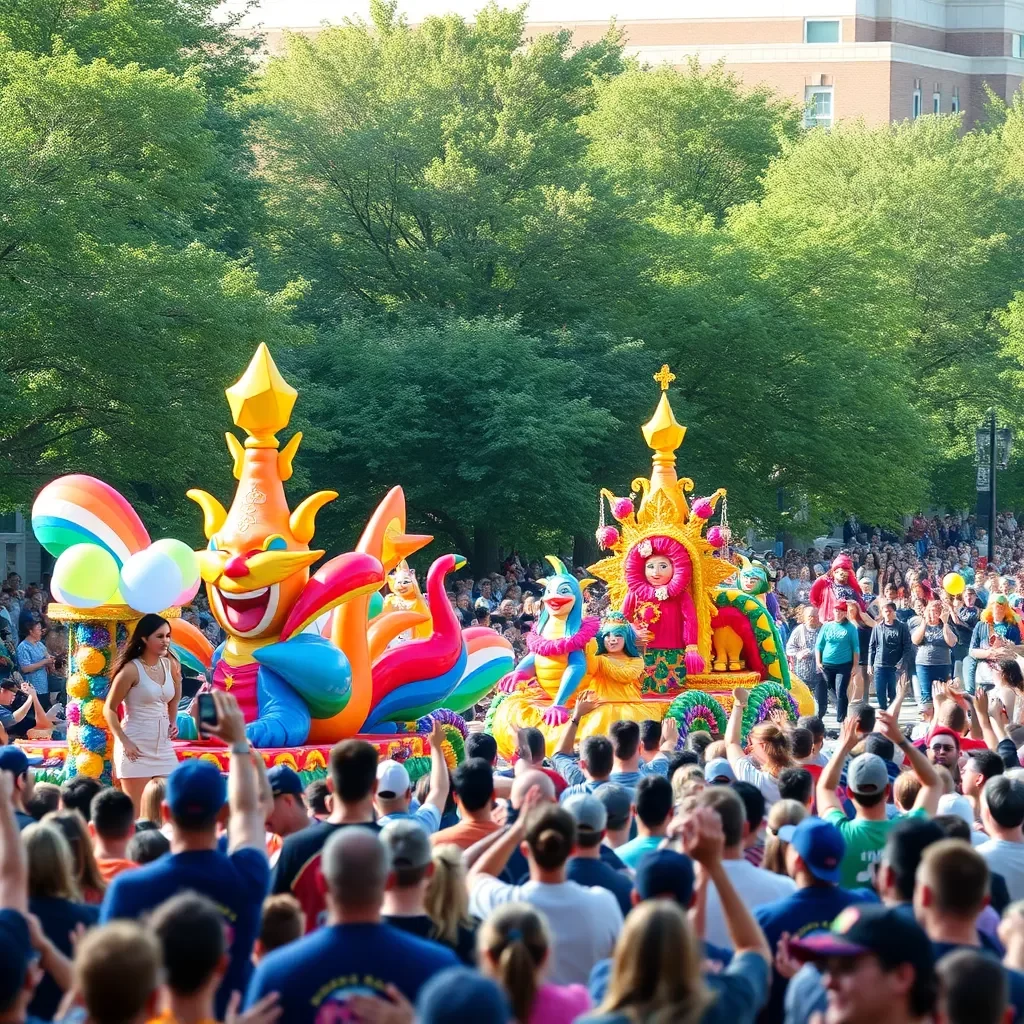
54 603 178 785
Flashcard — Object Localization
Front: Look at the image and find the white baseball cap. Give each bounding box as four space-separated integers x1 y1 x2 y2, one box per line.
376 759 412 798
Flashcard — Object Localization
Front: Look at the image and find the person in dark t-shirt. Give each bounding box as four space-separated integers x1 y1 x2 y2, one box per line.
101 691 269 1020
564 793 633 917
271 738 381 932
247 827 458 1022
380 819 476 965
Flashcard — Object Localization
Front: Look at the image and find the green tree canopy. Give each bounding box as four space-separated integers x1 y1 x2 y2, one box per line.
583 59 802 223
0 43 299 537
253 0 637 329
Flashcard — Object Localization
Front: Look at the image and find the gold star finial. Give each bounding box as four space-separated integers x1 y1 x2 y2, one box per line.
225 343 297 448
654 364 676 392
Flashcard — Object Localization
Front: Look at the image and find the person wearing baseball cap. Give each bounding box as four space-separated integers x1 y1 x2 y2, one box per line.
265 765 310 845
817 715 942 889
100 691 269 1019
380 819 476 965
564 793 632 916
753 817 877 1022
374 718 449 834
704 757 735 785
593 784 633 850
0 746 42 831
788 905 938 1024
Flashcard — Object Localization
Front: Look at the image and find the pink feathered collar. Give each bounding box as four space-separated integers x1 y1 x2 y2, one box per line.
526 616 600 656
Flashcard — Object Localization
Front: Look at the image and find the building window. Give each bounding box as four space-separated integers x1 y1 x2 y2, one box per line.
804 86 834 128
913 89 922 118
933 91 941 114
1013 33 1023 58
805 19 841 43
951 88 960 114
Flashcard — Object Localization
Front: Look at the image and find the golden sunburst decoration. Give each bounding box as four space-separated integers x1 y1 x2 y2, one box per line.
589 367 733 665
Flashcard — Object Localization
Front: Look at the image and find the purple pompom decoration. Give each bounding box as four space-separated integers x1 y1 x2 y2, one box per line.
75 624 111 650
691 497 713 520
595 525 620 549
706 526 724 548
611 497 634 521
417 709 468 738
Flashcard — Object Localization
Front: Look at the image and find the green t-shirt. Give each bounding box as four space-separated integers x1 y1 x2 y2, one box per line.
824 807 929 889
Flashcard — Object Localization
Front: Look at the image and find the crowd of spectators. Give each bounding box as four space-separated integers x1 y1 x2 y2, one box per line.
0 665 1016 1022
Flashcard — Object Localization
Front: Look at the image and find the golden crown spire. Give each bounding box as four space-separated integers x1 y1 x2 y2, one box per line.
641 366 686 509
225 343 297 449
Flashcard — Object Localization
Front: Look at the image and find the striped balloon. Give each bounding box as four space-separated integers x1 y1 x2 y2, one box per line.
32 475 150 566
442 628 515 713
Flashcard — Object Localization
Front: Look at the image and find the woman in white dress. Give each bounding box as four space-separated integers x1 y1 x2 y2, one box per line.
104 614 181 813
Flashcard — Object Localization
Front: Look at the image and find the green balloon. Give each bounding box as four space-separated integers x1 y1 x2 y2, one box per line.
150 538 199 587
368 591 384 620
54 544 119 607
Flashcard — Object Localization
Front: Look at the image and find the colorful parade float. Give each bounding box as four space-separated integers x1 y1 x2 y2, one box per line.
486 365 815 759
24 345 512 785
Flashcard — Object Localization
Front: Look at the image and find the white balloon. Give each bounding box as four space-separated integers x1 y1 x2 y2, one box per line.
119 548 183 615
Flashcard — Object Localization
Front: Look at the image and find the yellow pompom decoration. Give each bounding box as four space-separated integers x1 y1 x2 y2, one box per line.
67 673 91 700
303 749 327 772
75 752 103 778
83 701 107 727
76 647 106 676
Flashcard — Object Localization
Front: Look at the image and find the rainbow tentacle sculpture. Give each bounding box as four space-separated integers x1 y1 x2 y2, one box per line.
190 345 512 746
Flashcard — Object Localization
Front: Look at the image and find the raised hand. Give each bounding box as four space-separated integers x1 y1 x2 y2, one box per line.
731 687 749 707
572 689 600 720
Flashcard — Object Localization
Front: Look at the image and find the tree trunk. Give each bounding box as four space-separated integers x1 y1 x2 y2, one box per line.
473 524 499 574
573 532 598 571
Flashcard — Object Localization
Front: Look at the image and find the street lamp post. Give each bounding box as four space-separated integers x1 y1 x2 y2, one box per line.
976 408 1013 565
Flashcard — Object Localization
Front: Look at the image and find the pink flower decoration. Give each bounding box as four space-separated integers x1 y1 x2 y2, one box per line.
611 497 634 521
691 497 713 520
67 704 81 726
706 525 724 548
639 604 659 624
595 525 620 549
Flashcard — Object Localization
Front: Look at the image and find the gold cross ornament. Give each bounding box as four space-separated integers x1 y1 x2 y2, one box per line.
653 364 676 391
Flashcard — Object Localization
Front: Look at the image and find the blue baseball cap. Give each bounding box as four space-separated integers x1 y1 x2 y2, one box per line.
417 966 511 1023
704 757 735 784
778 816 845 884
267 764 303 798
0 748 42 775
635 849 696 906
165 759 227 827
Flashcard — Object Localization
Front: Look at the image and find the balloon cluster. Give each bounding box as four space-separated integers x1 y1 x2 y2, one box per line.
32 475 199 615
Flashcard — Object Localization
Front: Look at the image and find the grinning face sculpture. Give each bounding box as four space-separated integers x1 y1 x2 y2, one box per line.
644 556 673 588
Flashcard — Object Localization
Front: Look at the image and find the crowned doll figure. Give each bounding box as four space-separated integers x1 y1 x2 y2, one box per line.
382 561 432 642
621 536 705 675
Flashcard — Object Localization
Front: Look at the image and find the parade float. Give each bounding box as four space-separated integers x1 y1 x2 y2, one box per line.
24 345 512 784
487 365 815 759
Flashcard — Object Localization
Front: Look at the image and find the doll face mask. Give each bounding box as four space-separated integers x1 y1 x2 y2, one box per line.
603 631 626 653
644 555 673 587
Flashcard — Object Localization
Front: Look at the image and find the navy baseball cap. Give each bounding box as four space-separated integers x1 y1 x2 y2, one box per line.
165 759 227 826
0 909 33 1007
777 816 845 884
789 904 935 981
0 748 42 775
635 849 696 906
417 966 511 1023
267 764 303 798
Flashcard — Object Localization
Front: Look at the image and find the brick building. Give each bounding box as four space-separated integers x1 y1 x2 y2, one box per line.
262 0 1024 127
